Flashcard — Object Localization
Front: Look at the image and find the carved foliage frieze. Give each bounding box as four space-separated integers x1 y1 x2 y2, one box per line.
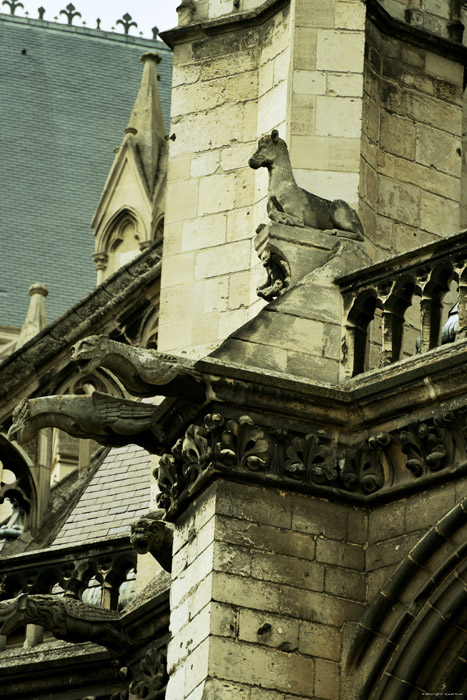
155 408 467 515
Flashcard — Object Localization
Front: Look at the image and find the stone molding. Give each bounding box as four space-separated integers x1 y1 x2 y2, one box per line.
155 407 467 517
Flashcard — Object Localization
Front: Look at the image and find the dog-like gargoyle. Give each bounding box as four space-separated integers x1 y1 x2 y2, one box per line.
249 129 364 240
0 593 129 654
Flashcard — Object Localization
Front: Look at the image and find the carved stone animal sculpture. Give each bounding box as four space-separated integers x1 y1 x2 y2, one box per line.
71 335 205 402
8 392 166 453
130 511 173 572
249 129 364 240
0 593 128 653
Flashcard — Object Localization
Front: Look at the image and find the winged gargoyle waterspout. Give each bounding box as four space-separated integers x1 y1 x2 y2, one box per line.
0 593 129 654
8 392 166 453
71 335 206 402
130 511 173 572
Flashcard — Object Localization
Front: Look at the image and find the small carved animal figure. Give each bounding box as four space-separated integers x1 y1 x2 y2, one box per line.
249 130 364 239
130 511 173 572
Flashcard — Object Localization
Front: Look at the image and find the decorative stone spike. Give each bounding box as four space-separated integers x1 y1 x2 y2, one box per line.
96 17 101 29
38 6 45 19
116 12 137 35
14 283 49 350
152 26 159 39
59 3 81 25
2 1 24 15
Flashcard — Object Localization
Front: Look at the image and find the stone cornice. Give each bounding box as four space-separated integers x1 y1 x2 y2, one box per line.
366 0 467 63
159 0 290 48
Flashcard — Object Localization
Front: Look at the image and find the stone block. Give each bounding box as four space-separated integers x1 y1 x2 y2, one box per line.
405 483 456 533
213 541 251 577
294 169 359 204
209 636 315 695
235 167 256 208
228 270 251 310
184 637 210 696
335 0 366 29
290 135 325 169
316 538 365 571
299 621 341 660
290 94 317 135
199 173 236 215
377 176 420 228
172 62 201 88
236 309 325 356
420 190 460 235
274 49 290 84
293 27 317 70
369 501 406 544
258 81 289 133
243 100 260 142
190 312 221 346
324 566 365 601
204 276 229 314
292 495 349 540
227 207 257 243
293 69 326 95
182 214 227 251
169 603 211 668
202 51 258 80
171 543 214 607
347 507 368 545
366 531 423 571
168 156 191 183
215 515 316 560
281 587 364 626
216 482 293 529
324 137 361 172
328 72 363 97
161 252 195 288
395 159 460 201
316 30 364 73
316 96 363 138
191 151 221 178
380 111 415 159
238 608 299 651
295 0 335 28
165 665 185 700
416 124 462 177
165 179 199 223
157 318 192 353
251 551 325 592
171 79 226 118
212 571 282 613
314 659 340 700
170 104 245 158
226 71 259 102
221 143 256 172
425 52 463 83
195 239 251 280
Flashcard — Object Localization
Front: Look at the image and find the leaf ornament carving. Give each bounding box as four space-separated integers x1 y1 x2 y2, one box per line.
399 420 447 477
285 434 336 483
215 416 271 471
155 452 182 511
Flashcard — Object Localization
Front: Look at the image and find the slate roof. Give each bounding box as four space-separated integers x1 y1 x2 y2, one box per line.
52 443 152 547
0 12 172 328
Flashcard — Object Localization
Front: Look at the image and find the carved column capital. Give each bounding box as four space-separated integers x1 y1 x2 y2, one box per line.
92 252 109 272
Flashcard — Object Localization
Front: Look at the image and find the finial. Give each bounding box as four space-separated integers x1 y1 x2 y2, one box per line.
2 1 24 15
152 26 159 40
116 12 137 35
59 3 81 26
176 1 196 26
96 17 101 29
38 6 45 19
28 283 49 297
140 51 161 65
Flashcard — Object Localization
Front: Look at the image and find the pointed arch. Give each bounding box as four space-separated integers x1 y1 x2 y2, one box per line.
347 497 467 698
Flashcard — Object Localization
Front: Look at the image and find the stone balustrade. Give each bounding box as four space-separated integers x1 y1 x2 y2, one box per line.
337 230 467 377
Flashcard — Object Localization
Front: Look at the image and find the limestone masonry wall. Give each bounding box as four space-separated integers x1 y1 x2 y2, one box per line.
360 19 463 260
166 481 366 699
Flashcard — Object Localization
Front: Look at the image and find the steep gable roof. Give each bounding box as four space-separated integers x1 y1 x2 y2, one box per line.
0 13 172 328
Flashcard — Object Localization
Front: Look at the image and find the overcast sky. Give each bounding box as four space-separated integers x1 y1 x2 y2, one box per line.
1 0 180 37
